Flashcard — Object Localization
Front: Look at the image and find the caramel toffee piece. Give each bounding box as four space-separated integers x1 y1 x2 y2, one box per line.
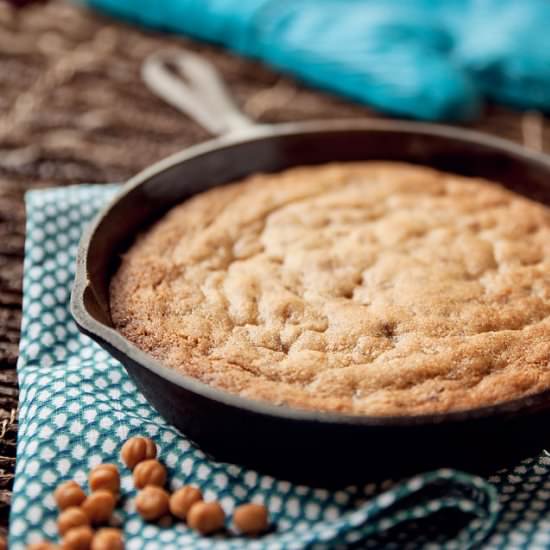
110 162 550 415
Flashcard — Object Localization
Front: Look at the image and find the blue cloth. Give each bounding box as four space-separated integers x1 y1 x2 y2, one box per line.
83 0 550 121
10 183 550 548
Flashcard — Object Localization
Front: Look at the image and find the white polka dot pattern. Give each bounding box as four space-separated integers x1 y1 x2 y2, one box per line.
10 184 545 548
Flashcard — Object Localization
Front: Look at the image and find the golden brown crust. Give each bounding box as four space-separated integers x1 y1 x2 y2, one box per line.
110 162 550 415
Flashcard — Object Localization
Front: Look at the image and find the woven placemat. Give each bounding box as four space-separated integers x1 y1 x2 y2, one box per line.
0 0 549 536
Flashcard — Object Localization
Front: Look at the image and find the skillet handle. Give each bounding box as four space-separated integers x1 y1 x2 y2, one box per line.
142 49 259 136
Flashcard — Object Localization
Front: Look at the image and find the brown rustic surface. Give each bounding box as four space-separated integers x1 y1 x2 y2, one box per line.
0 0 549 536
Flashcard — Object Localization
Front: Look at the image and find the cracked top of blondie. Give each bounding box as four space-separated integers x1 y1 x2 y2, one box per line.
110 162 550 415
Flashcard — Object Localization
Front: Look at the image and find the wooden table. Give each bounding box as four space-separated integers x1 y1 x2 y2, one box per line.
0 0 548 536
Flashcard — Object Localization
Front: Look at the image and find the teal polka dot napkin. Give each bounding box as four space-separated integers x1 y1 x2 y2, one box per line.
9 184 550 548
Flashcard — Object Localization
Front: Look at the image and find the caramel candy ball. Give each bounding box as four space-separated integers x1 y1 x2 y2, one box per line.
58 506 90 535
187 501 225 535
81 490 116 524
54 481 86 511
91 529 124 550
133 459 166 489
26 543 58 550
169 485 203 520
89 464 120 494
135 486 170 521
120 437 157 470
233 503 269 535
61 526 94 550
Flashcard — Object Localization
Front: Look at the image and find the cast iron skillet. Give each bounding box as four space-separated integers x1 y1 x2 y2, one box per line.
71 50 550 485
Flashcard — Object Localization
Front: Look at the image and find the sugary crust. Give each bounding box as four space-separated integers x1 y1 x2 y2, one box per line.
110 162 550 415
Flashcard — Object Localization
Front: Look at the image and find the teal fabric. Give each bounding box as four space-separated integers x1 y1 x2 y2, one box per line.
8 184 550 548
82 0 550 121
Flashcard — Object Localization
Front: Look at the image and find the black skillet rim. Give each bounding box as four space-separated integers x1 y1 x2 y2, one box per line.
71 118 550 428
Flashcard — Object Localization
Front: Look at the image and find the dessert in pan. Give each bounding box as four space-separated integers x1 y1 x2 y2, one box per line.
72 50 550 480
110 162 550 417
